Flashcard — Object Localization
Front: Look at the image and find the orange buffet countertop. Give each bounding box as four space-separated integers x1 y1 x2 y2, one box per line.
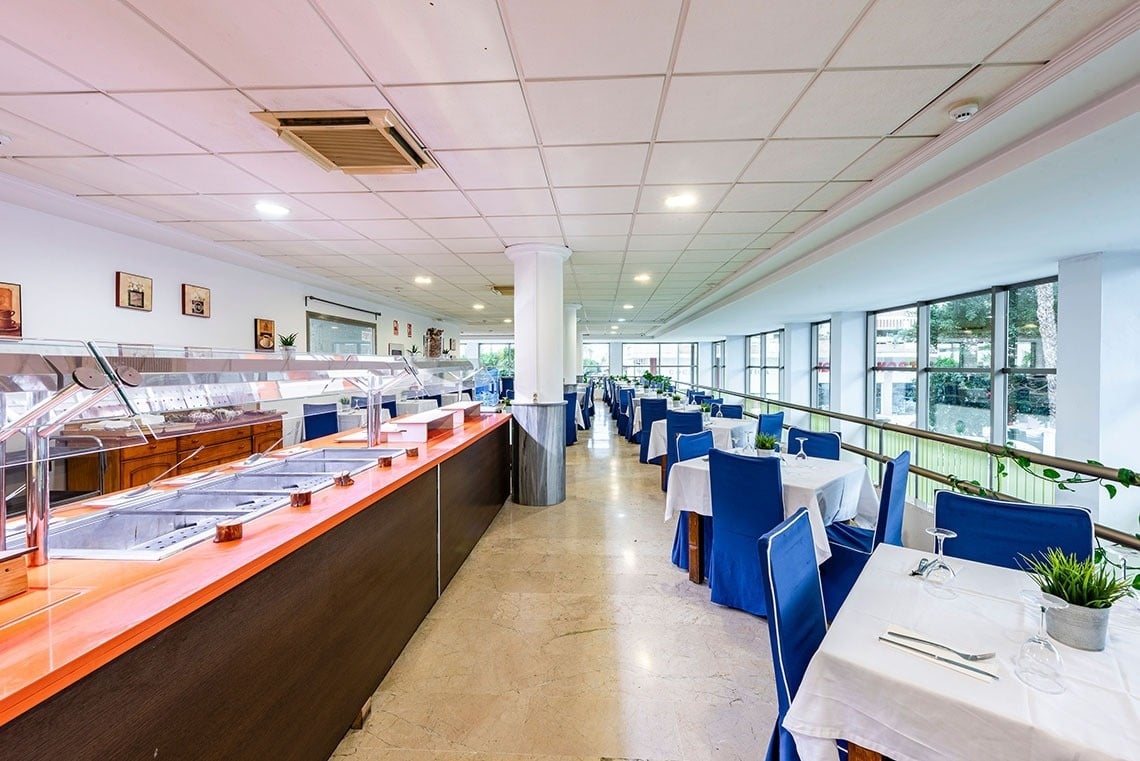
0 413 511 727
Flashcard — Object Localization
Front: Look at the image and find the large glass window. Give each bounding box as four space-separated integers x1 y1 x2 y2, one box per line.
711 340 726 390
811 321 831 409
870 308 917 426
306 312 376 354
927 293 993 439
582 343 610 377
1007 281 1057 454
478 342 514 375
621 343 696 385
746 330 783 398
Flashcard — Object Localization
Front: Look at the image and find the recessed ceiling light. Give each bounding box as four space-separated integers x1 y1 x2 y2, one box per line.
254 200 290 217
664 193 696 209
503 318 512 323
473 303 485 310
0 134 12 147
634 274 651 282
611 325 619 330
622 304 634 310
414 276 432 284
617 318 626 322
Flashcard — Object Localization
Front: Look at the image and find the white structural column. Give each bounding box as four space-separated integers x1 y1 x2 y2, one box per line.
1056 252 1140 531
563 303 581 384
505 243 573 506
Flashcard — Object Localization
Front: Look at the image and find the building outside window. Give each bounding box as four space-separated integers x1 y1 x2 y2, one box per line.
870 307 918 427
711 340 726 390
621 343 696 385
478 342 514 375
811 321 831 409
927 292 993 439
581 343 610 377
1006 280 1057 455
746 330 783 399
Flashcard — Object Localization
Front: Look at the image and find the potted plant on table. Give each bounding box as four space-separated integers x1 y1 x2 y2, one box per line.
754 433 778 457
1023 548 1135 651
278 332 298 355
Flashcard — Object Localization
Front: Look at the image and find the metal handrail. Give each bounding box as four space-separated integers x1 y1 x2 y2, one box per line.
677 381 1140 551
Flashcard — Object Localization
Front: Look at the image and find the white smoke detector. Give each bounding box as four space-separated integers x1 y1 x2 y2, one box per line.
948 101 980 123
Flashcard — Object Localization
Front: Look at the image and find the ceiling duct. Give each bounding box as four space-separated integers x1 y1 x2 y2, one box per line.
251 109 434 174
490 285 515 297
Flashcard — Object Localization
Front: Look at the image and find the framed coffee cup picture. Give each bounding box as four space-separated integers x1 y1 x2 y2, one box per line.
115 271 152 311
255 318 275 351
181 284 210 318
0 282 22 337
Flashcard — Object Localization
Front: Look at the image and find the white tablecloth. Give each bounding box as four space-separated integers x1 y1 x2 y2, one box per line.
784 543 1140 761
396 399 438 416
645 417 754 460
663 454 877 564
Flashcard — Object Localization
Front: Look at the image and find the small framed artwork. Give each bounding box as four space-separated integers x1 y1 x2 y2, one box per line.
387 343 403 356
115 271 153 311
406 322 412 338
254 318 276 352
0 281 22 338
181 284 211 318
392 319 399 336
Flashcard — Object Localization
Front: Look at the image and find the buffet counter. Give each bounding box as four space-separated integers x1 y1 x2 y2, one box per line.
0 413 511 760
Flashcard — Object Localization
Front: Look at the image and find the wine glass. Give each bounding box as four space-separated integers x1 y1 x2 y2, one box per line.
1016 589 1067 694
794 436 809 460
922 527 958 599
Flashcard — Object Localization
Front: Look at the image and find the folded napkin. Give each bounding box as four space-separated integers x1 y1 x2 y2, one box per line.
878 627 999 682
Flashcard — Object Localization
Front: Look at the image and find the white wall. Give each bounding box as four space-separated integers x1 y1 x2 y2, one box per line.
0 200 457 351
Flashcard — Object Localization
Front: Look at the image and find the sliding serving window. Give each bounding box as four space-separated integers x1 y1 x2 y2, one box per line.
306 312 377 355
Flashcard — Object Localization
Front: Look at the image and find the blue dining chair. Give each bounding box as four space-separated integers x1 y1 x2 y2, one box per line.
712 403 743 419
381 399 398 419
819 451 911 620
500 376 514 400
758 411 784 439
665 410 703 491
563 391 578 446
758 508 846 761
350 395 367 409
670 430 715 572
638 397 668 464
301 402 338 441
786 426 841 460
934 491 1094 570
708 449 785 616
616 388 635 439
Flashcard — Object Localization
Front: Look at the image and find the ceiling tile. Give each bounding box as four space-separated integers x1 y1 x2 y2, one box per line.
81 194 180 222
896 64 1041 136
645 140 760 185
487 216 562 238
500 234 564 246
632 213 707 235
19 156 191 194
625 250 681 264
458 253 509 267
225 152 367 192
658 73 812 141
276 220 363 240
562 214 633 236
446 239 505 254
719 182 821 212
0 39 87 92
570 252 623 265
504 0 681 78
380 190 478 218
553 186 639 215
289 192 401 220
0 109 98 156
198 219 303 241
466 188 555 216
528 78 664 145
989 0 1136 63
637 184 730 213
416 217 496 238
742 139 877 183
831 0 1054 67
0 93 202 154
748 232 791 248
543 144 650 187
627 234 693 251
566 235 629 251
798 181 867 210
356 168 457 192
777 69 970 138
435 148 548 189
123 155 275 194
317 0 515 84
344 219 429 238
127 194 276 222
769 210 824 233
677 249 737 263
701 212 784 234
115 90 284 154
130 0 370 87
244 86 392 112
210 193 327 220
382 239 449 255
387 83 536 150
675 0 867 72
837 137 932 180
688 233 756 250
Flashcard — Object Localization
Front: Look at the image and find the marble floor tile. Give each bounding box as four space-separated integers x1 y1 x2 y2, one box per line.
330 413 777 761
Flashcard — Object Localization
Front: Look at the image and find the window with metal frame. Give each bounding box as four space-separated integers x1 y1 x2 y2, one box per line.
746 330 783 399
306 311 376 355
811 321 831 410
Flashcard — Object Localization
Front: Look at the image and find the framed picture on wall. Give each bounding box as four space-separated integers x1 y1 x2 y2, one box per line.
254 318 276 352
0 281 22 338
406 322 412 338
387 343 403 356
181 284 210 318
115 271 152 311
392 319 399 336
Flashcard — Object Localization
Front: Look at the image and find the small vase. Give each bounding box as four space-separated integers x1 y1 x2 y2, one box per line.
1046 603 1111 651
755 448 773 458
281 346 296 357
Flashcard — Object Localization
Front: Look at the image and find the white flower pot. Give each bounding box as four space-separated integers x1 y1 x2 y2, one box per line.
754 448 774 457
1046 603 1111 651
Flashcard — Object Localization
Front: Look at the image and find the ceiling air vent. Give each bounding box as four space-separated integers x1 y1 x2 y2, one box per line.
251 109 434 174
490 285 515 297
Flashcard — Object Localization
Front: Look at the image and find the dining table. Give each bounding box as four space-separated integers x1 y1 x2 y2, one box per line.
783 543 1140 761
664 453 879 581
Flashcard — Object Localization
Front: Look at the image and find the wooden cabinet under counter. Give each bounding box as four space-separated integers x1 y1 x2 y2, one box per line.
66 416 283 493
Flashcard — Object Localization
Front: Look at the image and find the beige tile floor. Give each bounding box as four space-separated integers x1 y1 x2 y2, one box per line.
331 411 777 761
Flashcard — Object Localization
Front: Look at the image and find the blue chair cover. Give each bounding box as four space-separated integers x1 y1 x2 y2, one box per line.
758 411 784 439
670 429 714 571
381 400 397 419
638 398 668 464
712 403 743 419
616 388 635 438
820 451 911 620
301 403 338 441
665 410 703 487
786 426 841 460
500 376 514 400
934 491 1094 569
758 508 840 761
350 395 367 409
564 391 578 445
708 450 785 616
